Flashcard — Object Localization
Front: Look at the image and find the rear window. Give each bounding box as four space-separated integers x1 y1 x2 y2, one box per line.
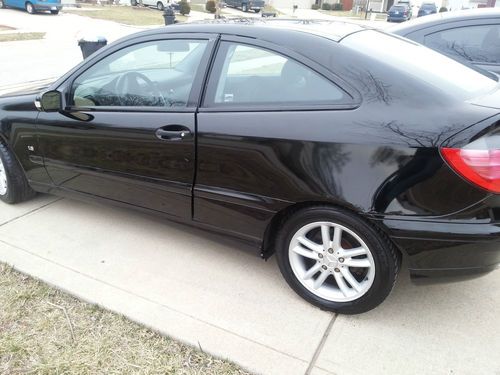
341 30 498 100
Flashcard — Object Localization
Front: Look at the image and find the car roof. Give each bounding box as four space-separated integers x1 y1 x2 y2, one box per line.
389 8 500 35
127 19 368 43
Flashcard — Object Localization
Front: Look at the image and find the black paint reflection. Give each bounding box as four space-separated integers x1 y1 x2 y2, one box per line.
373 148 442 213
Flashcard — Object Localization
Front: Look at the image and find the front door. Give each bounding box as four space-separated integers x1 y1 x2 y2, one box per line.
37 35 215 219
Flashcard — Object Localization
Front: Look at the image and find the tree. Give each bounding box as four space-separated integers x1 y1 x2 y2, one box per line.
206 0 216 12
179 0 190 15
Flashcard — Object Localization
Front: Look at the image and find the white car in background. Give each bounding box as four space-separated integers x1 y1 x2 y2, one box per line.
130 0 179 11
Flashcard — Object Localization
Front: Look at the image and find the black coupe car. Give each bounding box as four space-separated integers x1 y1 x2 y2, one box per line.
1 20 499 314
390 8 500 74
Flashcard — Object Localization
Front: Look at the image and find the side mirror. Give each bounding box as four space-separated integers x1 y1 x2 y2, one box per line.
38 90 62 112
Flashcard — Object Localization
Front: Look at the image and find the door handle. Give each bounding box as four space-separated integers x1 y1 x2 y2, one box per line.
155 125 192 141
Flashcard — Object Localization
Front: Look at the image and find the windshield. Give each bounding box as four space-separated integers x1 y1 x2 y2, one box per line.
341 30 498 100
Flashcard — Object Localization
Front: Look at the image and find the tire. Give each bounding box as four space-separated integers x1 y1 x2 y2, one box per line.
254 8 260 12
157 1 164 10
130 0 137 5
241 3 247 12
0 140 36 204
50 9 59 14
275 206 399 314
25 2 35 13
0 0 6 9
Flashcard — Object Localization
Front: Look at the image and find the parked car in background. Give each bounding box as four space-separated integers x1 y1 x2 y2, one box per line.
390 8 500 74
1 20 500 314
387 4 412 22
225 0 264 12
418 2 437 17
0 0 61 14
130 0 178 11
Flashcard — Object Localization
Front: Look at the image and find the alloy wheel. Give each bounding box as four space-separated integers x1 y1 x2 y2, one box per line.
0 156 7 196
288 221 376 302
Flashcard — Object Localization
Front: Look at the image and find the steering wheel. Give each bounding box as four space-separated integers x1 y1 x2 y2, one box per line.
115 71 166 106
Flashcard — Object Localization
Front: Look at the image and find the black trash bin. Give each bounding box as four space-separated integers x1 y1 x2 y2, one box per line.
163 7 176 25
78 36 107 59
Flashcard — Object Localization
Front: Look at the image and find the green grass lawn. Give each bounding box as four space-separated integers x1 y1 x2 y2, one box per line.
190 3 211 13
0 264 251 374
0 32 45 42
64 5 187 26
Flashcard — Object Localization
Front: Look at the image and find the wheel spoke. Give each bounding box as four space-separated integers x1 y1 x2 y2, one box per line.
343 247 367 258
303 262 322 280
333 271 351 297
321 224 331 251
292 246 318 260
313 270 330 290
297 236 323 253
332 226 342 251
340 268 362 292
289 220 375 303
344 258 371 268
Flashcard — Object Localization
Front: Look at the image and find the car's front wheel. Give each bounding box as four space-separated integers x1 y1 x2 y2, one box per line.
157 1 164 10
50 9 58 14
0 141 36 204
25 2 35 13
276 206 399 314
0 0 6 9
130 0 138 5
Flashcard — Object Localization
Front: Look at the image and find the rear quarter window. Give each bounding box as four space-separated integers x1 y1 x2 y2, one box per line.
341 30 498 100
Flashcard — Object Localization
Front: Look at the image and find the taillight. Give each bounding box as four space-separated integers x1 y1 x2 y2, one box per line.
441 147 500 193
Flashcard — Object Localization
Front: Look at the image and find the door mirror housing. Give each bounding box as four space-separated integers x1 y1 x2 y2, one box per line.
39 90 62 112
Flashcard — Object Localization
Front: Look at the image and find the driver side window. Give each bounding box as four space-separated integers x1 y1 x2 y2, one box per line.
71 39 208 108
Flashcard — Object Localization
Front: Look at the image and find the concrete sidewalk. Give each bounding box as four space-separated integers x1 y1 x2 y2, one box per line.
1 196 499 375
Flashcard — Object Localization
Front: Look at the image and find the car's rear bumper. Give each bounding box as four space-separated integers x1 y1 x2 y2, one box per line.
373 217 500 283
33 3 62 10
387 17 409 22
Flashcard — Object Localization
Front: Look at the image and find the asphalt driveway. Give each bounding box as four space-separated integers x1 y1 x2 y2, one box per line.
0 196 499 375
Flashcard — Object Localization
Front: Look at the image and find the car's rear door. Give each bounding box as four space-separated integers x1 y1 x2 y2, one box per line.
37 34 216 219
194 36 359 242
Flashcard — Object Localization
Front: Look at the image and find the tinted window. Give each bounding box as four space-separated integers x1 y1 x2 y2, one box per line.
342 30 498 100
71 39 208 108
206 42 348 107
424 24 500 64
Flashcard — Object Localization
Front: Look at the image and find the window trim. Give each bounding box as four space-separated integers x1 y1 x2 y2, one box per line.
59 33 218 113
200 36 361 113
